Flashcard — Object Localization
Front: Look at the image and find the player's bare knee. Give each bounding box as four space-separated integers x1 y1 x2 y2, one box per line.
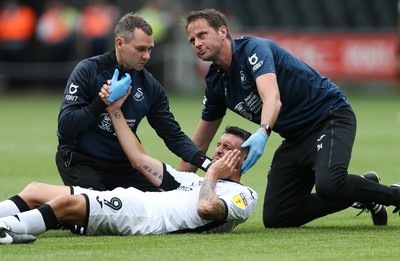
49 195 86 224
19 182 47 207
51 194 76 211
21 181 46 194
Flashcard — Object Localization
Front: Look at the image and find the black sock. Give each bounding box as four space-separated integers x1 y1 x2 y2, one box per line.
37 204 59 230
9 195 30 212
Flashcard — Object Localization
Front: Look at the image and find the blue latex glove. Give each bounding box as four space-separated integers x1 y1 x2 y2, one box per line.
240 130 268 173
107 69 132 102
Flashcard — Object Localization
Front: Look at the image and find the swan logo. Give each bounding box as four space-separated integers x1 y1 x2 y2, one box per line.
133 88 144 101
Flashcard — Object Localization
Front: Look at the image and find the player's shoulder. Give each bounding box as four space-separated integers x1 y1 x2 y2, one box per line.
74 51 119 77
233 36 274 48
245 186 258 200
232 36 276 61
165 164 202 181
73 53 106 77
233 184 258 206
229 182 258 199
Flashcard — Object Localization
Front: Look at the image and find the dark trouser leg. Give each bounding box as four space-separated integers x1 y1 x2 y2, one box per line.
262 141 353 228
263 107 400 228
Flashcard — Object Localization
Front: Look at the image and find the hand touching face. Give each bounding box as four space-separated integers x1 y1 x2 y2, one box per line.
208 149 242 180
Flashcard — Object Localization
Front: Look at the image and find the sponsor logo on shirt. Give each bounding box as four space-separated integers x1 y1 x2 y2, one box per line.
234 102 252 120
98 113 136 135
64 82 79 101
233 193 248 207
98 113 113 132
248 53 264 72
233 92 262 121
69 82 79 94
244 92 262 114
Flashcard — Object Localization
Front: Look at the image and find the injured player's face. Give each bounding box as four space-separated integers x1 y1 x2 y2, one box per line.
211 133 247 164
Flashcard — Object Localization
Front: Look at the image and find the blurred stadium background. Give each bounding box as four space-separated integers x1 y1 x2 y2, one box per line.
0 0 398 94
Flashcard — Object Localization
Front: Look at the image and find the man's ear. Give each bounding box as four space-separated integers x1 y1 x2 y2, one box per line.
115 36 124 48
239 150 248 166
218 25 228 39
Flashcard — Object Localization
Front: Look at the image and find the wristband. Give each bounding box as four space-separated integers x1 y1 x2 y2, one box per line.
260 124 272 136
191 151 212 171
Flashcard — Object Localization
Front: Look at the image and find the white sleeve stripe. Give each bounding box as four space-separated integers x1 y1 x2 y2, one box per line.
202 158 212 169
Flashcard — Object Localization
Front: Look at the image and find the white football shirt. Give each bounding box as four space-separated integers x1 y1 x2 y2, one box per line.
73 164 258 235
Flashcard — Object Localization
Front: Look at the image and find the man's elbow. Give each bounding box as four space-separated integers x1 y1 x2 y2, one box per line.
129 157 146 172
275 96 282 112
197 202 214 220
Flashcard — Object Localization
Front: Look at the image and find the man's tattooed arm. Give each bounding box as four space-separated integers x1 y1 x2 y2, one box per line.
114 111 121 119
108 108 164 187
197 173 226 221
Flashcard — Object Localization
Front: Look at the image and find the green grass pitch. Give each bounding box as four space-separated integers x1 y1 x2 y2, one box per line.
0 92 399 260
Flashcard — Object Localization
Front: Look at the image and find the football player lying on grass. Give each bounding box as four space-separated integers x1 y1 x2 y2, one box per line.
0 88 257 244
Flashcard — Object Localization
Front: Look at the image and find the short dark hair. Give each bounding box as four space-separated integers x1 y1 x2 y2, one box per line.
224 126 251 142
115 12 153 43
184 8 232 40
